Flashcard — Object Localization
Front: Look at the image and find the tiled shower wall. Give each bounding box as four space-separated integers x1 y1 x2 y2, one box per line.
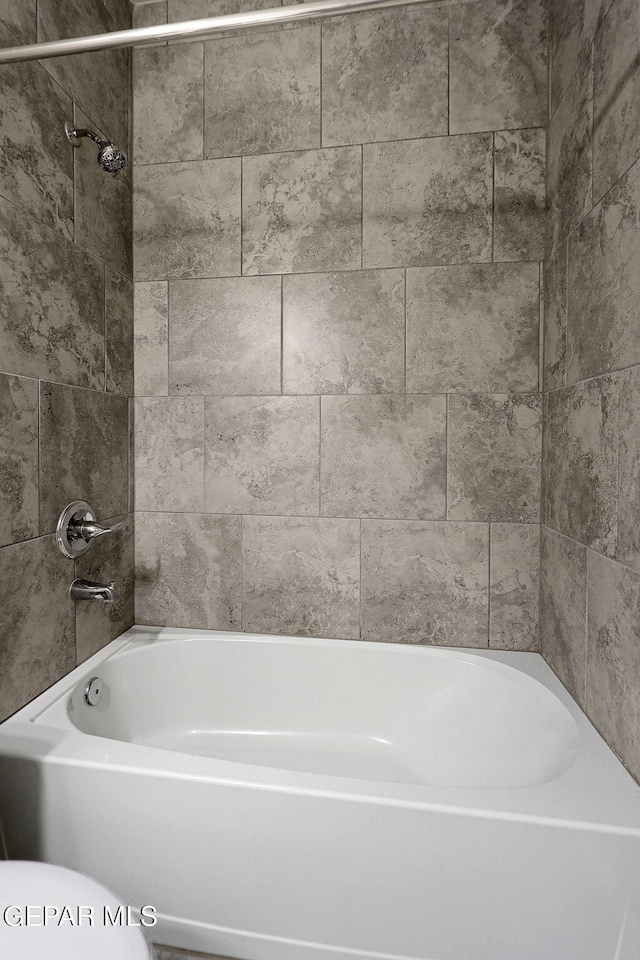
133 0 548 646
0 0 133 721
542 0 640 782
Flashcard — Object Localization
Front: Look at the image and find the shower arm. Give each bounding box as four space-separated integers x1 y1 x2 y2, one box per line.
0 0 433 65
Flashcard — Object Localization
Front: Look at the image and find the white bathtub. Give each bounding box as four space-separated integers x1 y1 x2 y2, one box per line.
1 627 640 960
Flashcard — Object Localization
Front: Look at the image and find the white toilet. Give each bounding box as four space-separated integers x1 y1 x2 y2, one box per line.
0 860 154 958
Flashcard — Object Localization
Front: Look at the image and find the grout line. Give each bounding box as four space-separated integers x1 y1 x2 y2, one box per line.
487 522 491 648
318 396 322 517
280 275 284 395
319 22 323 148
360 143 364 269
491 132 495 263
359 518 363 639
445 393 449 520
447 5 451 137
403 268 407 393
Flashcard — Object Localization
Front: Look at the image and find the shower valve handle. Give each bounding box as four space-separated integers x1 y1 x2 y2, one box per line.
55 501 126 559
72 519 125 543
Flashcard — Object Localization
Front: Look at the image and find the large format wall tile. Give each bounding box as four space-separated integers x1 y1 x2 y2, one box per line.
543 241 568 390
0 197 104 388
406 263 540 393
322 6 448 146
592 0 640 202
567 160 640 383
543 376 619 555
448 394 542 523
0 29 73 239
550 0 611 115
75 513 134 662
0 0 36 43
321 395 446 521
489 523 539 650
134 158 241 280
134 282 169 396
450 0 548 134
204 26 320 158
135 397 204 512
363 135 493 268
136 512 241 629
134 43 204 165
618 366 640 574
132 0 167 30
39 382 129 534
74 106 133 279
242 147 362 275
0 374 38 548
168 0 275 21
205 396 320 515
242 516 360 639
539 526 587 707
494 128 546 262
361 520 489 646
547 58 592 251
37 0 129 151
586 550 640 782
105 268 134 396
282 270 404 395
168 276 281 394
0 536 74 723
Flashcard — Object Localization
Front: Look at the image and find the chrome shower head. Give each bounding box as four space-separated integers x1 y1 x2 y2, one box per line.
96 141 127 173
65 121 127 173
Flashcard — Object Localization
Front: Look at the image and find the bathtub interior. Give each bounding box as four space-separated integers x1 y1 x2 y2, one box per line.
53 634 582 789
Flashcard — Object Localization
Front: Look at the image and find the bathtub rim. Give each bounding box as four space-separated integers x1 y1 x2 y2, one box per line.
2 625 640 834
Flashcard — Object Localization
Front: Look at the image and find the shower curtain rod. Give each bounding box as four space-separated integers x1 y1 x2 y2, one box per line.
0 0 432 65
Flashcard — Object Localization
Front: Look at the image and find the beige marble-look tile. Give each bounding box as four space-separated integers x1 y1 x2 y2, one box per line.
322 5 448 146
0 196 105 388
448 394 542 523
39 382 129 534
550 0 611 115
134 43 203 164
361 520 489 646
547 56 593 252
489 522 539 650
37 0 130 152
282 269 404 394
168 0 275 21
204 26 320 158
242 147 362 275
134 281 169 396
587 550 640 781
617 365 640 574
539 525 587 707
133 1 167 29
592 0 640 202
134 397 204 512
168 276 281 394
205 396 319 515
321 396 446 521
406 262 539 393
543 376 619 555
0 0 36 42
134 158 241 281
136 512 241 630
242 516 360 639
450 0 548 134
494 128 546 262
567 159 640 383
0 25 73 239
75 513 134 662
0 536 75 723
0 374 38 548
543 240 568 390
363 135 493 268
105 268 134 396
74 106 133 279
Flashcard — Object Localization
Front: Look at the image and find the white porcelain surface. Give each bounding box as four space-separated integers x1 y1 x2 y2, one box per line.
64 635 577 790
0 861 152 959
1 628 640 960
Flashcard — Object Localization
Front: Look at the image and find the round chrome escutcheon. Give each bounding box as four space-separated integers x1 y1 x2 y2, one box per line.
84 677 104 706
